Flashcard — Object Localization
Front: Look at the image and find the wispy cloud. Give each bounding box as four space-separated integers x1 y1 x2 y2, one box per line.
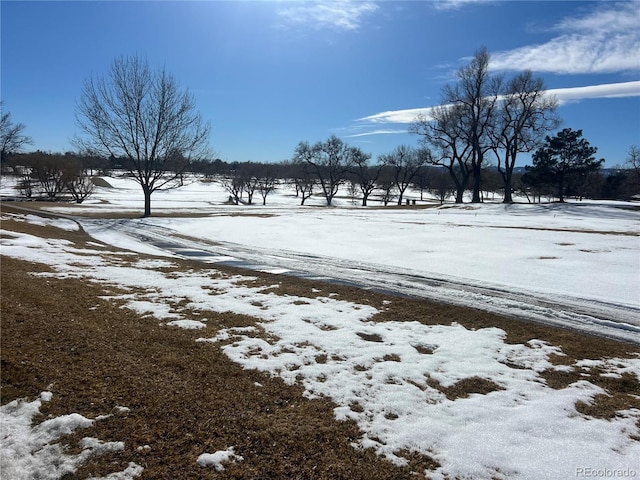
344 128 408 138
354 81 640 128
490 3 640 74
356 107 437 125
276 1 378 31
432 0 495 11
549 81 640 105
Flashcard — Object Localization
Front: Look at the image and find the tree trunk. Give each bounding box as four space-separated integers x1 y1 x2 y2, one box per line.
143 187 152 217
471 165 482 203
502 169 513 203
321 182 332 206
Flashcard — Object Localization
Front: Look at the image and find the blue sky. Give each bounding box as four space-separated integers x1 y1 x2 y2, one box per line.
2 0 639 166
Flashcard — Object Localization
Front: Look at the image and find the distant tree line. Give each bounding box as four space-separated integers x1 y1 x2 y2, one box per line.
2 51 639 214
8 152 95 203
3 140 639 207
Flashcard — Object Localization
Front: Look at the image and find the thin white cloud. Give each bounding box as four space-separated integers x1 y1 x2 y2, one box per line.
491 3 640 74
357 107 437 125
276 1 378 31
432 0 495 11
344 128 408 138
549 81 640 105
355 81 640 126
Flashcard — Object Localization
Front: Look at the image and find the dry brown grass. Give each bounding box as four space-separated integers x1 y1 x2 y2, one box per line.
426 376 505 401
2 207 639 478
1 253 425 479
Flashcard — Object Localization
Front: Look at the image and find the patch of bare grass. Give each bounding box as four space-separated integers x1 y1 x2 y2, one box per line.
412 343 437 354
393 449 440 478
357 332 384 342
425 375 505 400
382 354 402 362
576 393 638 420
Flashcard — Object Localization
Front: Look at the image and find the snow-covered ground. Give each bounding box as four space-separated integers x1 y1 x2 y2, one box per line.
15 174 638 340
2 174 640 479
36 176 640 306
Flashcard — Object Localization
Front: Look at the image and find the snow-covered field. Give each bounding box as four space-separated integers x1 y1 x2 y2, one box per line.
20 174 640 340
43 177 640 304
2 174 640 479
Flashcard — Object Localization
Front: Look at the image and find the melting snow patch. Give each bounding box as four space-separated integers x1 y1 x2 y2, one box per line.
196 447 243 471
0 393 142 480
123 300 180 319
88 462 144 480
166 319 207 329
575 356 640 379
9 213 80 231
210 318 640 479
132 259 176 269
39 391 53 402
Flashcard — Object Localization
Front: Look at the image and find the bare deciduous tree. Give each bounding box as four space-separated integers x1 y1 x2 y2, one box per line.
413 166 430 201
17 152 94 202
240 165 260 205
351 149 380 206
380 145 430 205
0 102 33 168
292 161 316 205
445 47 502 203
74 55 211 217
625 145 640 187
293 135 360 206
29 152 66 199
253 164 278 206
59 156 94 203
430 167 456 204
491 71 560 203
221 175 244 205
377 166 397 206
412 48 561 204
411 104 472 203
65 174 95 204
